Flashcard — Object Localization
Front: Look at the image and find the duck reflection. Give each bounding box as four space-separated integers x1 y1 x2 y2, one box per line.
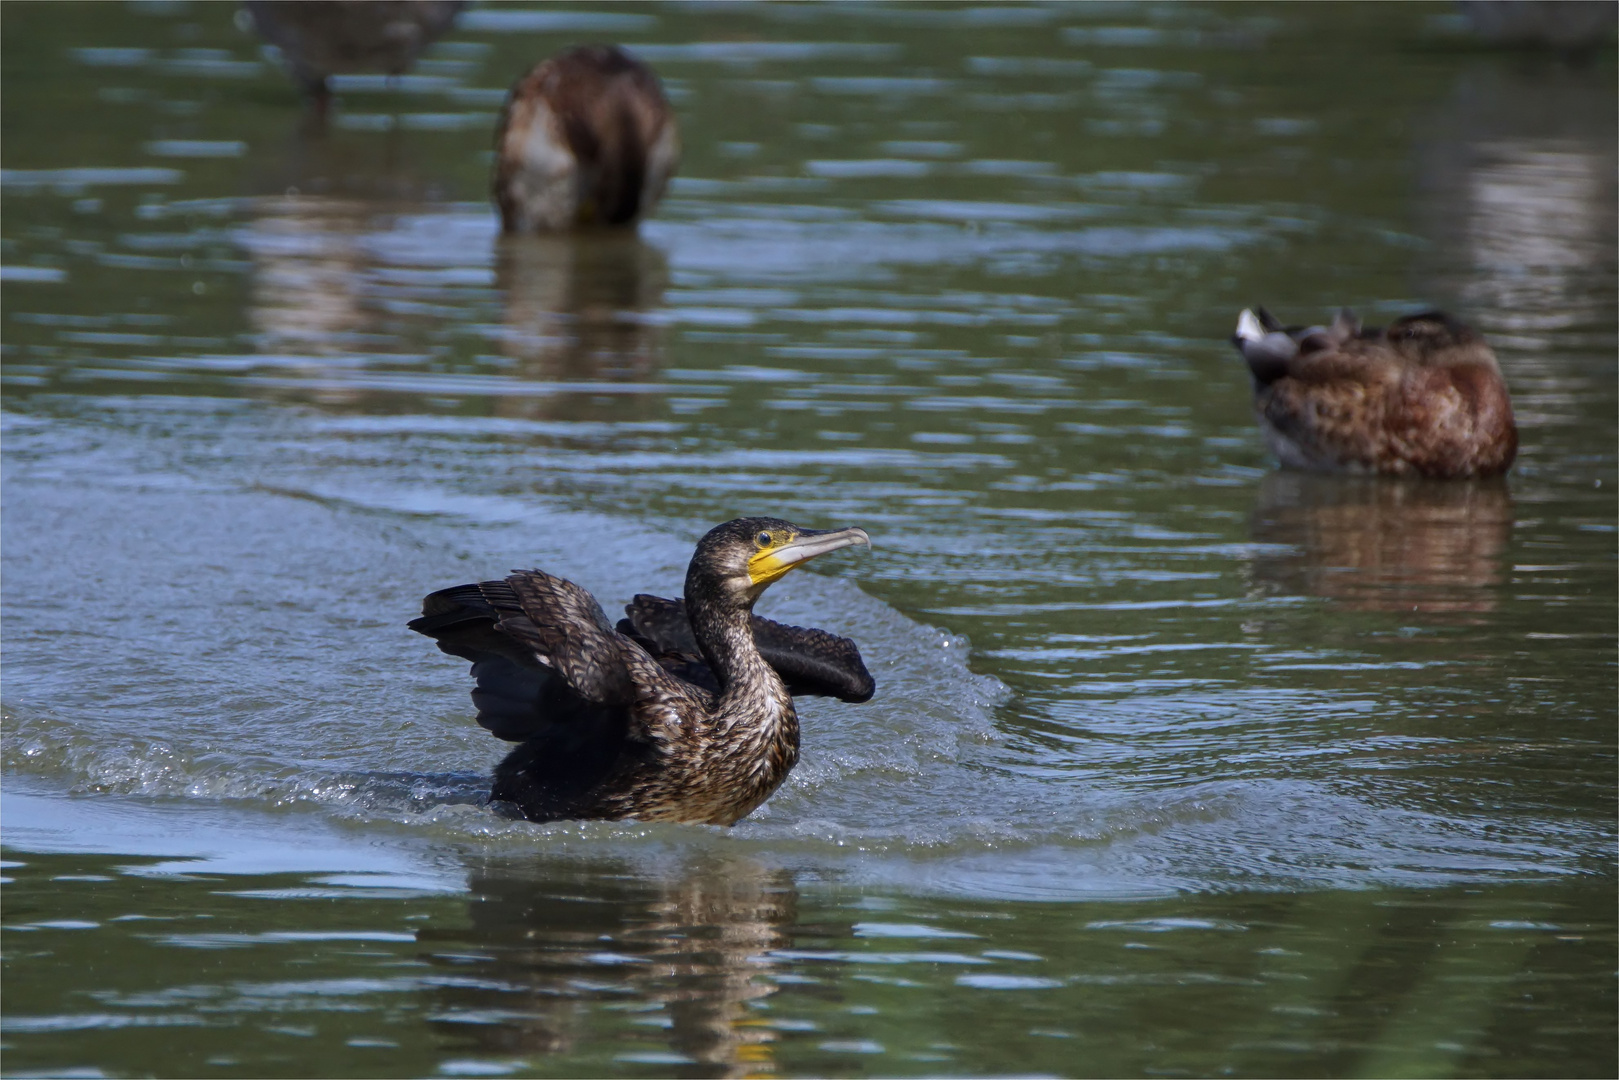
245 193 380 360
241 191 468 411
490 232 669 420
495 232 668 379
418 855 794 1076
240 115 463 367
1249 472 1514 619
239 199 669 416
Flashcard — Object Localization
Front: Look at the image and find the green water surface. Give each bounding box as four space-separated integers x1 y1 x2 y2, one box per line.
3 3 1615 1077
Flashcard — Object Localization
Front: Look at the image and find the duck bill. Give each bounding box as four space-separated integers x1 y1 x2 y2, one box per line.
749 527 871 588
1234 308 1266 344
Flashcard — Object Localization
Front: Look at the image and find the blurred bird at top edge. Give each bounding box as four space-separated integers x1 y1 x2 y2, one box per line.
243 0 465 115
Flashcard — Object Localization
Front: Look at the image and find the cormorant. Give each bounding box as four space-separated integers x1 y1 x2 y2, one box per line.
1231 307 1517 478
410 518 873 825
493 45 680 232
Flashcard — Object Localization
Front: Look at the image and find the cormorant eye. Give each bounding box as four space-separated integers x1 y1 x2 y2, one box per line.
757 531 773 547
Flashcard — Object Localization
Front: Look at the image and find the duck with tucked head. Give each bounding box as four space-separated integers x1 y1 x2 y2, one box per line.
494 45 680 233
410 518 873 825
1231 307 1517 478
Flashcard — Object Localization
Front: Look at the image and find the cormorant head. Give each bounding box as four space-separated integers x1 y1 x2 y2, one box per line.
687 517 871 609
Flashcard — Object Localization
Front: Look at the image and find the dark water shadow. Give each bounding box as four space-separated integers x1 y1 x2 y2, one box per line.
1248 471 1514 620
418 853 796 1077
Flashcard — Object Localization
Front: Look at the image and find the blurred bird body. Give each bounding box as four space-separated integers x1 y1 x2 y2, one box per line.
1458 0 1617 50
1231 307 1517 478
494 46 680 232
245 0 463 106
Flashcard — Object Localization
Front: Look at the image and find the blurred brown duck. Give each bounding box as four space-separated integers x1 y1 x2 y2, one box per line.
410 518 873 825
1231 307 1517 478
245 1 464 112
494 45 680 232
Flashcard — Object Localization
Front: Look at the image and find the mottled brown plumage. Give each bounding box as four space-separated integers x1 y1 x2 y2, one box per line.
494 45 680 232
410 518 872 825
1231 307 1518 478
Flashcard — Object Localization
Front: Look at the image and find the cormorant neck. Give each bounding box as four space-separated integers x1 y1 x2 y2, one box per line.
683 583 801 819
685 588 773 695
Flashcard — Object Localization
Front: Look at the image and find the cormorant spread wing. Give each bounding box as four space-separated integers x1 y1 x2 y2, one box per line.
410 572 691 741
616 594 874 704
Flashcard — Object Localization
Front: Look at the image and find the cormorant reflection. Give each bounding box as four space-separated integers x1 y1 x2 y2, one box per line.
418 855 794 1077
1249 472 1513 619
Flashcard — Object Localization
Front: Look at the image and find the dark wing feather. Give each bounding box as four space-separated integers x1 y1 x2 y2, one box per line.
620 594 875 704
409 572 683 743
498 570 638 704
412 571 697 821
410 580 565 741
